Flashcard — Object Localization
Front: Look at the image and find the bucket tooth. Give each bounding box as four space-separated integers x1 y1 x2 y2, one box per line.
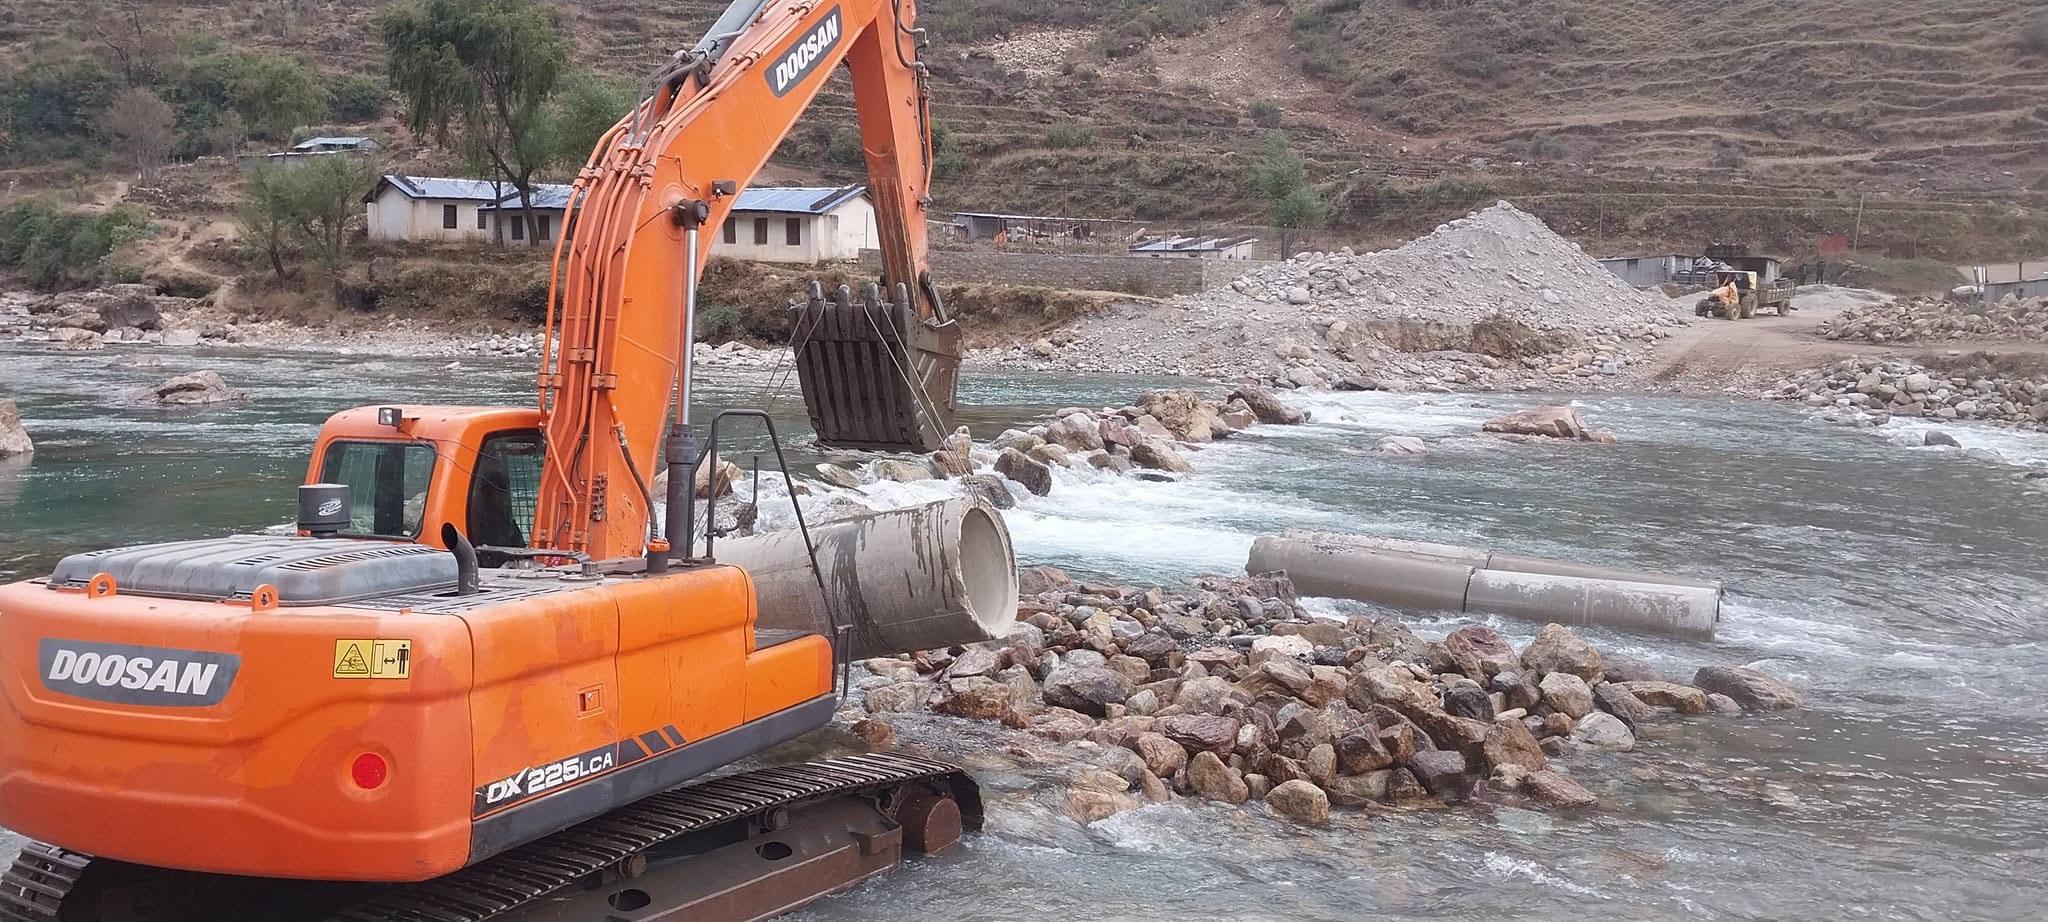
790 290 959 452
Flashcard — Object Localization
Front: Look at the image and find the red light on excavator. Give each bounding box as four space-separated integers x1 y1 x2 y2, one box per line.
351 753 389 790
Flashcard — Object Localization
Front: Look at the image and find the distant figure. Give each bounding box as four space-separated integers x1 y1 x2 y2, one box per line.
1813 259 1828 285
1795 262 1810 286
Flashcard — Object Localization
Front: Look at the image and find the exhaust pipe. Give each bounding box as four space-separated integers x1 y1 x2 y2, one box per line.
715 498 1018 659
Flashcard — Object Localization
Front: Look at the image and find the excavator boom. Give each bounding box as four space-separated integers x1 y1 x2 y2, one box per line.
537 0 960 561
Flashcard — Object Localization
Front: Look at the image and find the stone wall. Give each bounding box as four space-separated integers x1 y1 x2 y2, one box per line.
859 249 1273 297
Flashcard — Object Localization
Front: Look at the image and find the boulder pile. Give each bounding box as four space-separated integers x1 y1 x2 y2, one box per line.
1774 358 2047 428
1818 296 2048 345
129 371 248 407
856 569 1801 826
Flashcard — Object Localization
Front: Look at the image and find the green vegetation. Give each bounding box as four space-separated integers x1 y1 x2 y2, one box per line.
0 200 151 290
1248 100 1283 128
238 156 380 281
1043 122 1095 149
381 0 574 245
1507 132 1566 161
1255 133 1329 256
546 73 633 168
331 76 391 122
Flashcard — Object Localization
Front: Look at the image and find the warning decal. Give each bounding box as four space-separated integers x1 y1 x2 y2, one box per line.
334 639 412 679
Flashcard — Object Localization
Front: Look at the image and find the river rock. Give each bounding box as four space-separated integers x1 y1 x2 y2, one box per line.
1044 412 1106 453
1922 430 1961 448
933 677 1013 720
1591 683 1658 729
1157 714 1242 754
872 459 932 483
1378 436 1428 456
1336 724 1394 774
1249 633 1313 665
946 647 1001 679
1325 769 1389 806
1481 405 1611 442
1174 675 1249 716
1135 389 1215 442
1522 770 1598 807
1186 750 1249 803
1442 625 1519 677
1481 719 1549 773
1520 623 1604 683
928 449 972 478
1691 666 1804 711
816 463 862 489
864 681 925 713
1405 750 1471 798
49 327 105 351
852 718 896 748
132 371 247 406
1063 789 1141 825
1018 565 1072 596
1131 732 1189 777
1442 684 1495 721
1042 666 1129 717
1616 681 1709 715
0 400 31 458
1027 443 1071 469
1599 654 1670 684
161 328 202 347
1229 386 1305 425
1569 712 1635 751
956 474 1016 509
994 448 1053 496
1538 673 1594 719
1266 779 1330 824
1128 436 1194 473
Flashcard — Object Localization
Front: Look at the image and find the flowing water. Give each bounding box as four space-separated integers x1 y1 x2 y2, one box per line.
1 343 2045 920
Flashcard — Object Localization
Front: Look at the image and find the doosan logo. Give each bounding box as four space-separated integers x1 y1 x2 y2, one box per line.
317 498 345 517
39 639 240 707
767 8 841 98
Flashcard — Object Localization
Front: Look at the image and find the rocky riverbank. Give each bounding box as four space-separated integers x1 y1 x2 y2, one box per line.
1818 294 2048 345
850 567 1800 826
1772 357 2048 429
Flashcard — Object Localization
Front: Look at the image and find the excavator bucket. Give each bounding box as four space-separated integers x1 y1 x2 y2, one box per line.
791 283 960 452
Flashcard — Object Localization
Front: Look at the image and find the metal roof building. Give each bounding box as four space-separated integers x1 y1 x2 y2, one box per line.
731 185 867 214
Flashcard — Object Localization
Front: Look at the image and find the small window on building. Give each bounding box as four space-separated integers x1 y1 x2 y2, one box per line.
753 218 769 246
536 215 552 242
511 217 525 241
785 218 802 247
723 221 737 245
478 210 488 230
442 204 458 229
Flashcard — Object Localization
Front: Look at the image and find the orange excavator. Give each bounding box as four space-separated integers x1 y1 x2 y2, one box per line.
0 1 989 919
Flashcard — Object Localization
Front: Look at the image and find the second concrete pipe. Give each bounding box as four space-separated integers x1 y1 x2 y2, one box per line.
1247 529 1720 640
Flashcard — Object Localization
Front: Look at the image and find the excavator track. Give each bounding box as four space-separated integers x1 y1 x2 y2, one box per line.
0 752 980 922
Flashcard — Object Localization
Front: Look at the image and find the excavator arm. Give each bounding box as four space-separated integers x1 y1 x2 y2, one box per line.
534 0 959 561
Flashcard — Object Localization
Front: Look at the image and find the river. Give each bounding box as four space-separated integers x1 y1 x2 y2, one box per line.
1 343 2045 920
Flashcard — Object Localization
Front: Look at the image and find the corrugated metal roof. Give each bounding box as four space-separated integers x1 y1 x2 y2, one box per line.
296 136 373 150
477 184 578 211
373 175 516 202
1129 235 1256 253
732 185 866 215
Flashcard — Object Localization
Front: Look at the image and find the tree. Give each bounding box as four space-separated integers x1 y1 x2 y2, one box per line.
382 0 568 246
99 87 176 185
545 73 632 169
1255 133 1328 257
239 156 378 280
331 76 391 122
86 1 176 85
239 167 298 282
227 55 330 142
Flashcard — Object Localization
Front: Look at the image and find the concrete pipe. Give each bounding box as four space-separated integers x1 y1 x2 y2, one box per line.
1247 536 1476 613
1480 554 1722 592
714 497 1019 660
1464 569 1719 640
1277 529 1492 567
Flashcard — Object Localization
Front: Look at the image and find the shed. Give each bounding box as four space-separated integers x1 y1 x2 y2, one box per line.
1596 255 1689 288
1128 235 1258 260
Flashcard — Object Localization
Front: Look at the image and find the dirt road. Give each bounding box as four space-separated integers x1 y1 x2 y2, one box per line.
1637 286 2036 394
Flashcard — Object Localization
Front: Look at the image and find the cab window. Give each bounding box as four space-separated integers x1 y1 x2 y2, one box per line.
319 440 437 538
468 430 544 548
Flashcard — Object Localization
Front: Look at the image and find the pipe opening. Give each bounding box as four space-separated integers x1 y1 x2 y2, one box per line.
955 505 1018 637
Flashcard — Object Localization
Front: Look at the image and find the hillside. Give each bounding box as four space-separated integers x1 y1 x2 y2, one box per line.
1 0 2044 265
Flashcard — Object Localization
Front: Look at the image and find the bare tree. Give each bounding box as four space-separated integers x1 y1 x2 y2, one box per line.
100 88 177 186
87 1 175 85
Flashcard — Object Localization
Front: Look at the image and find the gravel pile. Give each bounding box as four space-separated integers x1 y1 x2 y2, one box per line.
1818 295 2048 344
980 202 1689 388
1774 357 2048 427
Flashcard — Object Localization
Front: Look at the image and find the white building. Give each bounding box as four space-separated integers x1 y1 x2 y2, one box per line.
1128 235 1258 260
362 175 573 245
716 185 875 263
